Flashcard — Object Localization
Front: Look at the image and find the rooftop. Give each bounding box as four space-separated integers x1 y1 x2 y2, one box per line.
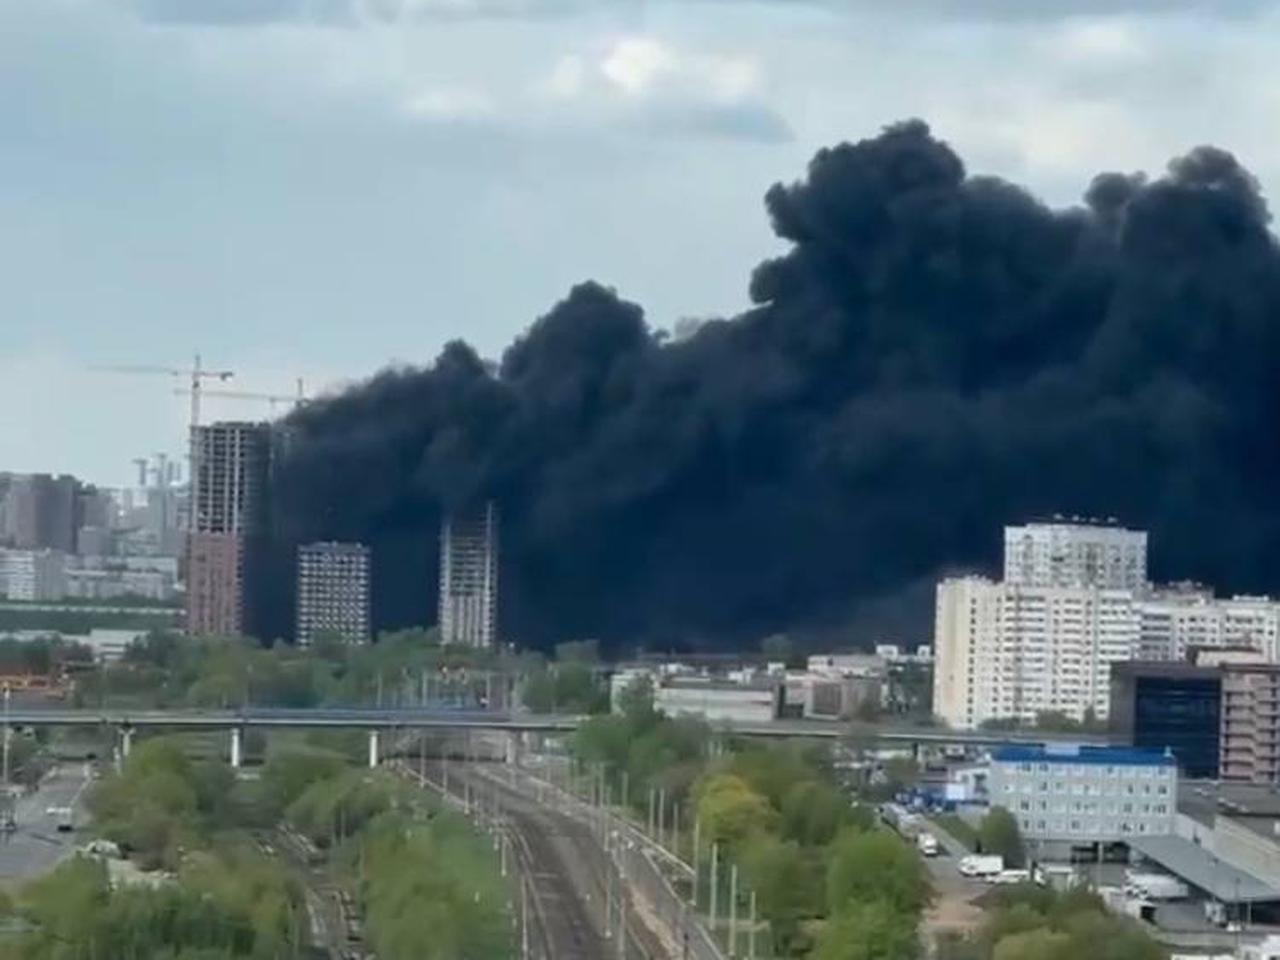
1129 835 1277 903
994 744 1176 767
1180 782 1280 825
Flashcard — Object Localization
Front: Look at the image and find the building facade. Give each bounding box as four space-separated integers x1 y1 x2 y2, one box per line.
438 503 498 648
0 549 66 601
1003 521 1147 590
186 422 271 637
1109 661 1222 779
990 745 1177 845
296 541 371 647
933 576 1140 728
1138 589 1280 662
654 679 779 724
0 474 83 553
1220 663 1280 783
1111 655 1280 784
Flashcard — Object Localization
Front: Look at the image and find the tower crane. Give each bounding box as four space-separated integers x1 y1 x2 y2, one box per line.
92 354 234 531
92 353 234 431
173 379 308 417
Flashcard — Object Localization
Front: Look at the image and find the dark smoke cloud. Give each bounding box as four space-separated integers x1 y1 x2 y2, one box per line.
270 119 1280 650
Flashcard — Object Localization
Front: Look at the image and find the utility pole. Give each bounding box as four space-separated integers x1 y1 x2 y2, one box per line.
2 685 10 791
521 876 530 960
710 843 720 943
729 864 739 958
692 817 701 907
605 832 615 940
657 787 666 851
749 889 757 960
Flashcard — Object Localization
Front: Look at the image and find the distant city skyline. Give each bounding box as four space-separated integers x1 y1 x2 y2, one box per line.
9 1 1280 485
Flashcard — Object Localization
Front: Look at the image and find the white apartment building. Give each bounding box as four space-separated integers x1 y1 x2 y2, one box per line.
1138 589 1280 662
934 576 1140 729
0 548 67 601
1004 521 1147 590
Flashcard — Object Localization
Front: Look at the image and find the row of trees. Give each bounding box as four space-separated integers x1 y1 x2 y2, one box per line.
70 629 611 716
571 682 932 958
7 738 306 959
0 731 515 959
263 748 514 960
939 884 1165 960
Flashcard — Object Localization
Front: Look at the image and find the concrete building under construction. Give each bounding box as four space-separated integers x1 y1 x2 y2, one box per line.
296 541 371 647
438 503 498 648
186 421 272 637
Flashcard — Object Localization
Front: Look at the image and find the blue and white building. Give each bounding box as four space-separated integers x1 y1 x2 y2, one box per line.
990 745 1177 849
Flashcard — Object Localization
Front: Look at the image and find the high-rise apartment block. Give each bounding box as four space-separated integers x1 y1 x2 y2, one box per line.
438 503 498 648
296 542 371 647
934 576 1138 728
1004 520 1147 590
186 422 271 637
0 473 86 553
937 521 1280 731
1137 587 1280 662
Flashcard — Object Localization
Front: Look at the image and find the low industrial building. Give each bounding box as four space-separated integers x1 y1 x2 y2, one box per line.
990 745 1177 857
654 677 779 724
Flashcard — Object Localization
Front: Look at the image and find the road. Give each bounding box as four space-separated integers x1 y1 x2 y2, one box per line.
920 819 987 941
0 764 93 885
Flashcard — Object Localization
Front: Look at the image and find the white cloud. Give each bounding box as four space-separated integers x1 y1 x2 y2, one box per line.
535 35 789 140
1048 18 1148 64
600 36 677 95
403 85 494 119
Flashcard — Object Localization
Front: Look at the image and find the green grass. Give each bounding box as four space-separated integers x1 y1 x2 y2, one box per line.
932 813 977 850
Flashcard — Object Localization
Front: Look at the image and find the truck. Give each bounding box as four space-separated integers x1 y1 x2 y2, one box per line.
1124 871 1188 901
46 806 73 832
958 855 1003 879
993 868 1032 885
916 832 940 857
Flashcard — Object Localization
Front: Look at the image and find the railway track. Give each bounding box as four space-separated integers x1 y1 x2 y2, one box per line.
403 756 670 960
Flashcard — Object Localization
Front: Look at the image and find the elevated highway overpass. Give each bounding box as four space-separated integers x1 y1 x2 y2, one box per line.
2 705 1107 766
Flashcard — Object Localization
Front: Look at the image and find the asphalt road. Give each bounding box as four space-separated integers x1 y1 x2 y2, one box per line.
0 764 93 884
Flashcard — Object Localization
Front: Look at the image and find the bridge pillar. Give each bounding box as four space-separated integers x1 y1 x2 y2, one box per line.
230 727 243 769
367 730 380 769
119 727 133 763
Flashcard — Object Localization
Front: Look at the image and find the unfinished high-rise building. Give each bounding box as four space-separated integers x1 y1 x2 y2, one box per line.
186 421 271 637
296 541 371 647
438 502 498 647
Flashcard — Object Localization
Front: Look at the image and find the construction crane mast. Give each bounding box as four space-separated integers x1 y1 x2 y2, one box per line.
93 353 235 431
92 353 235 530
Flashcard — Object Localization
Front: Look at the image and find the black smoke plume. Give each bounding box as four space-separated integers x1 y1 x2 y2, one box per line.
267 120 1280 651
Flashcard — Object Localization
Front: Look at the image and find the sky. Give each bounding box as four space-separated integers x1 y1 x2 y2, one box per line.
5 0 1280 487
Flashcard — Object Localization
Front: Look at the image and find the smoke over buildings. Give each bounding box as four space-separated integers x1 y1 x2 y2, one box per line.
269 119 1280 651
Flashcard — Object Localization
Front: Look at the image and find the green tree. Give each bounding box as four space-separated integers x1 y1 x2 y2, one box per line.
826 828 931 917
780 779 846 846
979 807 1026 868
993 928 1072 960
696 774 777 849
812 900 919 960
737 833 823 954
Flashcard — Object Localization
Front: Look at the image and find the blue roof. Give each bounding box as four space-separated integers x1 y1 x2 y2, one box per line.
993 745 1175 767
